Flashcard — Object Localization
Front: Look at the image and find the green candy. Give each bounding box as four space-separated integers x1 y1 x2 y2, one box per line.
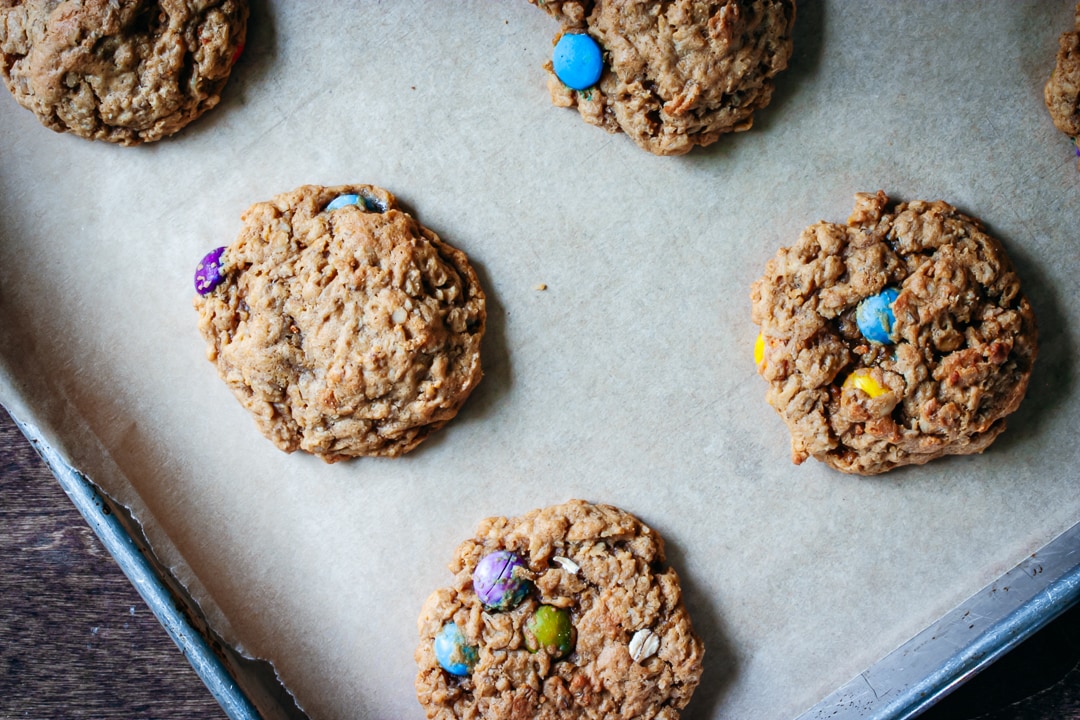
524 605 575 659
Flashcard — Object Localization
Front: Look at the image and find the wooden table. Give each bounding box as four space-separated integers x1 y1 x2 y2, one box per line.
1 405 1076 719
0 407 224 718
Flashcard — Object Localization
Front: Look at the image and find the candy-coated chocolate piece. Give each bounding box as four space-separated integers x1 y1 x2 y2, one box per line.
524 605 575 658
553 33 603 91
754 332 765 365
360 194 386 212
326 194 360 211
856 288 900 344
194 246 227 295
843 369 887 399
433 622 477 677
326 192 388 213
472 551 530 611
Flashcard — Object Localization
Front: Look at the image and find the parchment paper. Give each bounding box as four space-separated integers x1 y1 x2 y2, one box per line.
1 2 1078 718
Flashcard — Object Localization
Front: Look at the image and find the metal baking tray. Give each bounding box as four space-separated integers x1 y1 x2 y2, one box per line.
2 2 1078 718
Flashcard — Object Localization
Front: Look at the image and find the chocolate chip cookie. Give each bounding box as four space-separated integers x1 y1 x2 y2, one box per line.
750 191 1037 475
0 0 248 145
527 0 796 156
415 500 705 720
1045 3 1080 163
193 184 486 462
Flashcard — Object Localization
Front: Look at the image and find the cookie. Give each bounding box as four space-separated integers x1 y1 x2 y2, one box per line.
750 191 1037 475
0 0 248 145
527 0 796 156
193 184 486 462
1045 3 1080 163
415 500 705 720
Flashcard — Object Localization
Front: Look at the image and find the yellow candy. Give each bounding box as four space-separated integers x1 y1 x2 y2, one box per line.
843 369 887 398
754 333 765 365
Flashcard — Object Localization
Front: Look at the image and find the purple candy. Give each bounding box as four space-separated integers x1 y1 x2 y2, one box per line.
194 246 227 295
472 551 530 611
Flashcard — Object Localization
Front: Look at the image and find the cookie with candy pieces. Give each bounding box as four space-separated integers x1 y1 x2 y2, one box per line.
526 0 796 156
415 499 704 720
750 191 1037 475
193 184 486 462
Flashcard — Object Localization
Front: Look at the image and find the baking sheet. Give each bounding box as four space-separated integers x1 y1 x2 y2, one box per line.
1 2 1078 718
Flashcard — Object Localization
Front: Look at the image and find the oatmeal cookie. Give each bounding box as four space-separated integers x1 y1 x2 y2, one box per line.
0 0 248 145
194 184 486 462
750 192 1037 475
415 500 705 720
1045 3 1080 162
527 0 795 156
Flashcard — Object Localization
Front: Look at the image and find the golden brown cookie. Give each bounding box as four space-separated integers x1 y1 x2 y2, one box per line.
0 0 248 145
194 184 486 462
415 499 705 720
751 192 1037 475
1045 3 1080 164
527 0 795 156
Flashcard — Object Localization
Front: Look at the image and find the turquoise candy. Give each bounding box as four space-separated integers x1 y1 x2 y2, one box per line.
856 288 900 344
326 194 360 211
433 622 477 677
552 33 603 91
326 192 387 213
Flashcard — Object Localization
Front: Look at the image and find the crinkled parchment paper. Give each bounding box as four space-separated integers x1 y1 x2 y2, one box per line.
1 2 1078 718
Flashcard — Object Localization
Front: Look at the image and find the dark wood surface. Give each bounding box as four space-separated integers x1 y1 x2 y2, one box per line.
0 407 225 719
1 403 1077 719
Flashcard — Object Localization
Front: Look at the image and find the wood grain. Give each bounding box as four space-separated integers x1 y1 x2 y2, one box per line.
0 407 224 719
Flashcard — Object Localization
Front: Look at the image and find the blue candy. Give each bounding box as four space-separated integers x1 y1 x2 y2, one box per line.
326 194 360 211
434 623 477 677
553 33 603 91
856 288 900 344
